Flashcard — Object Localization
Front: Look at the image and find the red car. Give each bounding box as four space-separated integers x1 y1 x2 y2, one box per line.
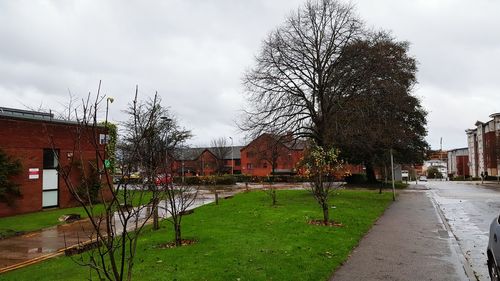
155 174 172 186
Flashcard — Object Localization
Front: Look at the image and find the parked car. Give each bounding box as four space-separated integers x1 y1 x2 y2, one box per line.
418 175 427 182
120 172 143 184
155 173 173 186
488 214 500 281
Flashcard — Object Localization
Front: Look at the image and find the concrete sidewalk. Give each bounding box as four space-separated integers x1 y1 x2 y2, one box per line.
330 186 471 281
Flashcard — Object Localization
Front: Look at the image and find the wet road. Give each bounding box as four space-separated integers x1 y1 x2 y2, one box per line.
426 180 500 281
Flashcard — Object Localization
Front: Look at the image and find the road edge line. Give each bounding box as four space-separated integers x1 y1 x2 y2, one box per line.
429 191 477 281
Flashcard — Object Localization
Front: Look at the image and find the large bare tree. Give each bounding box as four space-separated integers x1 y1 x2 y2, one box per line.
241 0 363 146
241 0 362 222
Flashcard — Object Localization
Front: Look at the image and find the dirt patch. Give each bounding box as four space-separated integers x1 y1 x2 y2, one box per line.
157 239 197 249
308 220 343 227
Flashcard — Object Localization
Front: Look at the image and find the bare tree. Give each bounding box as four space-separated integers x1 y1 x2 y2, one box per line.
240 0 362 218
145 140 199 245
22 90 80 121
210 137 231 175
240 0 363 146
254 134 290 206
121 91 191 231
159 171 198 247
55 85 163 281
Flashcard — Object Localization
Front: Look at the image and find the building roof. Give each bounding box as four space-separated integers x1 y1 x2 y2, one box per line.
240 133 307 152
0 107 54 120
173 146 244 161
0 107 97 127
209 146 243 159
447 147 468 152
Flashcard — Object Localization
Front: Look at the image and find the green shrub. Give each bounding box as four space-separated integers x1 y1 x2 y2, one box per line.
175 175 236 185
0 149 22 205
176 174 311 185
233 174 253 182
217 175 237 185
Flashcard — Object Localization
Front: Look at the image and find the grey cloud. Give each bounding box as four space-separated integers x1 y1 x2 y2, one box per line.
1 0 498 149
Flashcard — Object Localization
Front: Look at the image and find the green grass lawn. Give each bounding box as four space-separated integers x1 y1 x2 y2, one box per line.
1 189 392 281
0 190 153 239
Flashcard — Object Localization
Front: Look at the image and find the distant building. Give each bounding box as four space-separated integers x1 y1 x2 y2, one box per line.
240 133 304 176
423 159 447 177
427 150 448 162
171 146 244 176
447 148 469 178
466 113 500 177
0 107 108 217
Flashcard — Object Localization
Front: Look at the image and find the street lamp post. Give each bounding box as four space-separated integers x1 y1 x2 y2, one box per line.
182 161 185 183
229 137 234 175
390 148 396 201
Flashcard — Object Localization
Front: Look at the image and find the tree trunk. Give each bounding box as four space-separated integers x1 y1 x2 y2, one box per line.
215 191 219 205
272 188 276 206
174 222 182 247
322 203 329 225
380 165 387 194
365 161 377 183
153 198 159 230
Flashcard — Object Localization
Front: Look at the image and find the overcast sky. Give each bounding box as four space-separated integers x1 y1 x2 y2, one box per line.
1 0 499 150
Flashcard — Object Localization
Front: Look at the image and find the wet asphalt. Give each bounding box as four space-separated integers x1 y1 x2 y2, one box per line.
429 180 500 280
331 180 500 281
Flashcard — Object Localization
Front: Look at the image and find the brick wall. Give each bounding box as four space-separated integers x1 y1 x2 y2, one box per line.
0 116 107 217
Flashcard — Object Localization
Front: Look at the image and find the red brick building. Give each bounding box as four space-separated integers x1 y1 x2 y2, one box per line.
240 133 304 176
466 113 500 177
0 107 108 217
171 146 243 176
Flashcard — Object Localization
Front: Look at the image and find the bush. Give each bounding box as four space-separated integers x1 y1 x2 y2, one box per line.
427 166 442 179
76 162 102 203
176 174 312 185
211 175 236 185
0 149 22 205
233 174 254 183
345 173 367 184
175 175 236 185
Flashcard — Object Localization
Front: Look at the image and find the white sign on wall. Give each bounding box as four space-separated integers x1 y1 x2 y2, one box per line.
29 168 40 179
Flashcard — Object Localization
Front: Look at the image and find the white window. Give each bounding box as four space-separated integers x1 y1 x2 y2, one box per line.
99 134 109 145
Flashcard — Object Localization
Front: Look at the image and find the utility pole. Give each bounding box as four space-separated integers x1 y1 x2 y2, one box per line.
229 136 234 175
440 137 444 181
390 148 396 201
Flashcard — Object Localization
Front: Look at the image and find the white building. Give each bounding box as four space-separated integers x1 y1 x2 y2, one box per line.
423 159 447 178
